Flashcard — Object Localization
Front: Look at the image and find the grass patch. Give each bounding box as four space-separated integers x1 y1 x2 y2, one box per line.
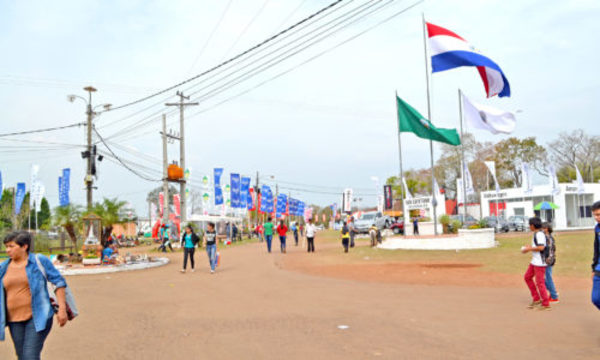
311 229 595 278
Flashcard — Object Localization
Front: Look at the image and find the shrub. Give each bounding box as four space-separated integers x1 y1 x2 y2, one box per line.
469 224 481 230
439 215 451 225
450 220 462 234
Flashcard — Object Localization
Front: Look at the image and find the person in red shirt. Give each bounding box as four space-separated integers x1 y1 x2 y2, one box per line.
276 220 288 253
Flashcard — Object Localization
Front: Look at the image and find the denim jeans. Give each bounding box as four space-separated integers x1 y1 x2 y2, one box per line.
592 275 600 310
206 244 217 271
279 236 286 252
545 265 558 299
8 316 53 360
265 235 273 253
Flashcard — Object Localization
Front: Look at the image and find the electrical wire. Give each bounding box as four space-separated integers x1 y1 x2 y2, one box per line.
0 122 83 138
273 0 309 31
93 127 161 182
186 0 234 75
101 0 345 113
105 0 391 142
219 0 272 61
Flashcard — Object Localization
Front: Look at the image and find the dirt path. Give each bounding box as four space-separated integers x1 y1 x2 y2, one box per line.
1 241 598 359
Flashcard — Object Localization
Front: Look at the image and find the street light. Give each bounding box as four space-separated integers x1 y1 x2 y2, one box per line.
66 86 109 210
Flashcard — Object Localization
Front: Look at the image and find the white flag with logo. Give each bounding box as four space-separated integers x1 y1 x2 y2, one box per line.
521 163 533 194
456 178 464 205
30 164 40 206
575 164 585 195
402 177 413 199
463 162 475 195
484 161 501 193
462 93 516 134
547 164 560 195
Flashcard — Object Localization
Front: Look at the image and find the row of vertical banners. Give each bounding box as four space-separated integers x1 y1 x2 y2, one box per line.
211 168 307 219
0 167 69 215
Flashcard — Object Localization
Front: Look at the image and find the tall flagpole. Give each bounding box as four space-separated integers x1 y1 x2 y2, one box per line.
422 14 438 235
395 91 406 234
458 89 468 224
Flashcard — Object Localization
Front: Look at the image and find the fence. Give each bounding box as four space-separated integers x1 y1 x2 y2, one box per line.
0 228 80 255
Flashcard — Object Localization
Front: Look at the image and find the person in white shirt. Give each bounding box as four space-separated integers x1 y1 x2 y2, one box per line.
521 217 551 310
305 219 317 253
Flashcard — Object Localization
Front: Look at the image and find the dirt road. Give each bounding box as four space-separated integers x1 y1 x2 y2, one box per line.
1 241 598 359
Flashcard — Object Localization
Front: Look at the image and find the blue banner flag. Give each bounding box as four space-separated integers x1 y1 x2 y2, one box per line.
214 168 224 205
240 177 251 209
14 182 26 215
276 194 287 218
230 174 241 208
0 170 3 201
260 185 271 213
59 168 70 206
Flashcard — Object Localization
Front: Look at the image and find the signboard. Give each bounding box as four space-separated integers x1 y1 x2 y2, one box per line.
404 197 433 210
342 188 353 213
384 185 393 210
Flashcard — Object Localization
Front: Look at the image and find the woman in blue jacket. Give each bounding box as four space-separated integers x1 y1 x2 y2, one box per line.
0 231 68 359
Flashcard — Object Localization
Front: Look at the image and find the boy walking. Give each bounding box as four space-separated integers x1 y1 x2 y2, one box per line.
522 217 550 310
591 201 600 310
264 217 274 253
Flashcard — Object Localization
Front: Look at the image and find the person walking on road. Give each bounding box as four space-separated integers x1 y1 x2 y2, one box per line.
349 217 356 248
291 222 299 246
413 217 419 236
180 225 200 273
306 219 317 253
0 231 69 359
158 224 174 252
341 221 351 253
204 222 218 274
590 201 600 310
277 220 288 253
542 222 559 303
264 218 274 253
522 217 551 310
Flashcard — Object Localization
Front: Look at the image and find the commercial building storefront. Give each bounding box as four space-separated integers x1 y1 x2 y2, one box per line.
480 183 600 230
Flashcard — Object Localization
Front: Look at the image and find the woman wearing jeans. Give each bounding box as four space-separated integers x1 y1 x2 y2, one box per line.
0 231 68 359
204 222 218 274
542 222 559 303
180 225 200 273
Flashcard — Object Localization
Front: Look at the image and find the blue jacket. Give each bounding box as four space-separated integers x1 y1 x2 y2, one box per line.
593 224 600 272
0 253 67 341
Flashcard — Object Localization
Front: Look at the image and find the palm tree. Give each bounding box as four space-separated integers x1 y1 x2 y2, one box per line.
53 204 82 249
85 198 127 245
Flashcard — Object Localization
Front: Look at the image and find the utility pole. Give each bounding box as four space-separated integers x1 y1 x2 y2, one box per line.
255 171 260 226
161 115 170 224
84 86 97 210
166 91 198 223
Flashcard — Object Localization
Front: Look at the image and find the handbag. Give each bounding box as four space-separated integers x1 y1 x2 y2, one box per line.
35 254 79 321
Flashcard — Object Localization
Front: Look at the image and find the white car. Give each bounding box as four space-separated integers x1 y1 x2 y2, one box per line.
354 212 387 233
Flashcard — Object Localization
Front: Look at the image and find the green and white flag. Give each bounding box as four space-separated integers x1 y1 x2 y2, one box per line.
396 96 461 146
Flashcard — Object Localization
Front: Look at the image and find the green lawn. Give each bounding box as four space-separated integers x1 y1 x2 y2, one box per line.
312 229 595 278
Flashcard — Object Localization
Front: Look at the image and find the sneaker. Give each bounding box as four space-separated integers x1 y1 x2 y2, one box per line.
527 300 542 309
180 269 186 273
549 298 559 304
210 270 215 274
191 269 195 273
536 305 552 311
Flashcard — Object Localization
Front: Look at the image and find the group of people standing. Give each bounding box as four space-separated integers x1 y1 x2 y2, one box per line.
261 217 316 254
179 223 218 274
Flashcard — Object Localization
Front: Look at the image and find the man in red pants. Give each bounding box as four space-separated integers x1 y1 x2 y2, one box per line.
522 217 551 310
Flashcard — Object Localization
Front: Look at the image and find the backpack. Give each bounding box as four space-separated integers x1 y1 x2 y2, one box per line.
532 231 550 264
545 235 556 266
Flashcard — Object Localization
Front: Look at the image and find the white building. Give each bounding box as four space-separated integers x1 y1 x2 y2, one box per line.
480 183 600 231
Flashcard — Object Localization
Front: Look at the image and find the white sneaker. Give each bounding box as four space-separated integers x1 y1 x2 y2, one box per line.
210 270 215 274
180 269 186 273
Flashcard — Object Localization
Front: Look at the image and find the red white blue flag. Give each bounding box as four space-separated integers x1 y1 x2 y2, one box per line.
427 22 510 98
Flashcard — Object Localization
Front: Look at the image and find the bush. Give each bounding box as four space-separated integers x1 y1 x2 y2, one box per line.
439 215 451 225
478 219 488 228
469 224 481 229
450 220 462 234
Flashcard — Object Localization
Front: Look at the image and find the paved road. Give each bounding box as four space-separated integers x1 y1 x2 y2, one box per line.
1 242 598 359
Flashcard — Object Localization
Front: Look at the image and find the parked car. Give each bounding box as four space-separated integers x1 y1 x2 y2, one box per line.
449 214 478 228
389 219 404 234
354 211 387 233
508 215 529 231
483 216 509 233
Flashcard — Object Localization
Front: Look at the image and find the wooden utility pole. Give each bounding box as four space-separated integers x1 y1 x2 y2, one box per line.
166 91 198 223
161 115 170 224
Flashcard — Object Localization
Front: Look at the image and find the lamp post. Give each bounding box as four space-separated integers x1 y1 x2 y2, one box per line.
67 87 111 210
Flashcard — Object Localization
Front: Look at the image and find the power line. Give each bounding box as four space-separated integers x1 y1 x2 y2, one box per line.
93 127 161 182
186 0 234 75
219 0 272 61
0 122 83 138
273 0 309 31
101 0 345 113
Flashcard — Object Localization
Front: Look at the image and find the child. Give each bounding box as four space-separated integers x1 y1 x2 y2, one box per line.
542 222 559 303
341 221 350 253
591 201 600 310
522 217 550 310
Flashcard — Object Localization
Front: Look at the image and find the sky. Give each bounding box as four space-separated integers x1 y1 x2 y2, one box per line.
1 0 599 216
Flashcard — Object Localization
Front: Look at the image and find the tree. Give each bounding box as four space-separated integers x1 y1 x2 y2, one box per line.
86 197 127 244
146 185 179 209
38 198 51 229
548 129 600 182
434 133 482 198
53 204 82 248
491 137 548 188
